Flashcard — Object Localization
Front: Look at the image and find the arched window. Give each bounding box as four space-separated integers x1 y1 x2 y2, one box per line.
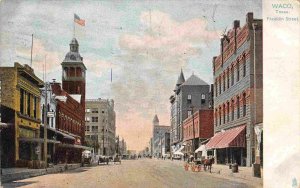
231 99 234 121
219 107 222 126
237 60 240 82
237 96 240 118
227 101 230 122
219 77 221 95
215 109 218 126
227 68 230 89
223 104 226 124
231 66 234 86
243 54 246 77
215 81 218 97
63 67 68 78
223 74 225 92
243 93 246 116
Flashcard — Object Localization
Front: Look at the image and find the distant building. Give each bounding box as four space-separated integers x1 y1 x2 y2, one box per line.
85 98 116 156
152 114 170 158
0 63 44 167
170 70 212 155
207 13 263 167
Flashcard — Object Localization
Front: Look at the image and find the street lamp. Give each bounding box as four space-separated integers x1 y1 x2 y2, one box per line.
190 105 196 159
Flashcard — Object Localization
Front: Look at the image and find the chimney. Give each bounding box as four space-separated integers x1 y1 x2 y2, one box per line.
246 12 254 25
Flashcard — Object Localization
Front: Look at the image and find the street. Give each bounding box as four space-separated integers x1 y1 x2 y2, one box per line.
3 159 253 188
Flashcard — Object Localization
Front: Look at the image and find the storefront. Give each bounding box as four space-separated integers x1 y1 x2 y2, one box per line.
205 125 247 166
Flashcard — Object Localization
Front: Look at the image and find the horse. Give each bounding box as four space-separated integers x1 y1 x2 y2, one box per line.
202 157 215 173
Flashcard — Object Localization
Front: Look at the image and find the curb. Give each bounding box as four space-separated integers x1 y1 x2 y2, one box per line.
2 164 81 183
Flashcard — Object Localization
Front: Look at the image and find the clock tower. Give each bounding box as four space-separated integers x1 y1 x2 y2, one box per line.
61 38 87 109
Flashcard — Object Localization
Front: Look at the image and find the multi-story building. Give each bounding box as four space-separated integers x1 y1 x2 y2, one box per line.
206 13 263 167
51 37 88 163
161 132 171 156
118 138 127 156
0 63 44 167
170 70 212 154
85 98 116 156
183 109 214 157
152 114 170 158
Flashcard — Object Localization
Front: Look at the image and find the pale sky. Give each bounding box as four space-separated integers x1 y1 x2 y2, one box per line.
0 0 261 151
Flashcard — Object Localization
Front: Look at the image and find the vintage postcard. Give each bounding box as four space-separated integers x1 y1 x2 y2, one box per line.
0 0 299 188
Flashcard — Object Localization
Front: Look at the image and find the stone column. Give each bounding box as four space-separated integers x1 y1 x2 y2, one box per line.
253 124 263 177
254 125 263 164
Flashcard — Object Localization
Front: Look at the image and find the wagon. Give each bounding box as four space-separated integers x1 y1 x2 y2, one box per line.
113 155 121 164
81 150 92 166
98 155 109 165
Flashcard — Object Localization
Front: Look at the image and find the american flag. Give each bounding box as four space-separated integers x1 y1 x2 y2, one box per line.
74 14 85 26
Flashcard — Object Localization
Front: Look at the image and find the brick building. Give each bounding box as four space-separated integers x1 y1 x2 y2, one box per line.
183 109 214 157
50 37 89 163
206 13 263 167
0 63 43 167
170 71 213 155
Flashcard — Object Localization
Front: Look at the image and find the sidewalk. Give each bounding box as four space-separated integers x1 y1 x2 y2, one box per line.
1 163 81 183
170 159 263 188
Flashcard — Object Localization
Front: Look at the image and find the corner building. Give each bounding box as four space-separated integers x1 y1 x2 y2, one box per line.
207 13 263 167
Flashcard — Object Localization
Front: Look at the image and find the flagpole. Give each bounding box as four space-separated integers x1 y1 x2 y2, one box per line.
30 34 33 67
73 14 75 38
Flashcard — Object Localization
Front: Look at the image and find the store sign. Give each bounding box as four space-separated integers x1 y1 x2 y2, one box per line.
47 111 55 118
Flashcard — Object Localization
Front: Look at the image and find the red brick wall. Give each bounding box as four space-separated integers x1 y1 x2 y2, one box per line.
199 110 214 139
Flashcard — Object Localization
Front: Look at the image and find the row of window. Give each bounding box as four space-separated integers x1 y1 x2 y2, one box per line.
215 54 247 97
183 121 199 139
187 94 206 105
59 116 82 135
85 126 108 132
20 88 38 119
215 92 247 127
85 108 105 114
85 116 108 123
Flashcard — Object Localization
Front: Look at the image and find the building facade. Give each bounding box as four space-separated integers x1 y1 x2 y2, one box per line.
183 109 214 156
170 71 212 154
152 114 170 158
0 63 43 167
85 98 116 156
207 13 263 167
40 82 58 163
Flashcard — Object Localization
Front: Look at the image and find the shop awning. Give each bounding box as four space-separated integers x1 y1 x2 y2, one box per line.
19 137 61 144
215 125 246 148
205 132 226 150
205 125 246 149
195 145 206 153
58 143 93 150
56 129 76 140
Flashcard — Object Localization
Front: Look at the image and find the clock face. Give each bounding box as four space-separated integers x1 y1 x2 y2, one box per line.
70 55 76 60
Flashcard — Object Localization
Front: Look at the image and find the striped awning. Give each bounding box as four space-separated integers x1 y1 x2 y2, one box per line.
205 125 246 149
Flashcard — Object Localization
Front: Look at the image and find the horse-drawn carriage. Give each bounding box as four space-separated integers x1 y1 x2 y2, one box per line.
98 155 109 165
185 156 215 173
113 155 121 164
81 150 92 166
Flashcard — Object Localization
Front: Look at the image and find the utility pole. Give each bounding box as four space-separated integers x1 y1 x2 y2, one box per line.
191 105 196 157
43 55 48 167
